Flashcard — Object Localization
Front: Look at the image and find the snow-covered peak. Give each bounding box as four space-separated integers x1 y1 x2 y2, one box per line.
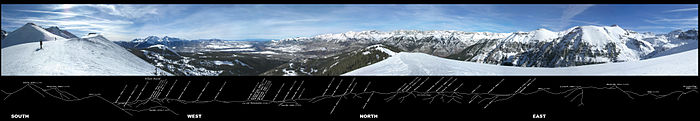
162 36 184 42
130 36 163 43
530 28 557 41
2 32 171 75
2 23 65 48
132 36 188 43
602 25 627 36
567 25 627 47
501 28 559 43
146 36 162 42
669 29 684 34
667 29 685 38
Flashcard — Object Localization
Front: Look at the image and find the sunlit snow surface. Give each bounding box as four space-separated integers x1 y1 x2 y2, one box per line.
1 23 65 48
344 49 698 76
2 35 171 76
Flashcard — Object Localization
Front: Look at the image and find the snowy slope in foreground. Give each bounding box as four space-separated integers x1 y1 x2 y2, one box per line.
2 34 171 76
344 49 698 76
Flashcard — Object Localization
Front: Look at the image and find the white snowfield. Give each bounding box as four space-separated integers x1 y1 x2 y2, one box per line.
344 49 698 76
2 31 170 76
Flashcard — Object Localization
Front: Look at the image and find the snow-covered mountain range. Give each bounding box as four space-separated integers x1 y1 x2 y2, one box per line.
271 25 698 67
1 23 170 75
128 36 187 48
122 25 697 76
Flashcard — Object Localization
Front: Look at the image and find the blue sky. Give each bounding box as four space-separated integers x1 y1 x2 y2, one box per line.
1 4 697 41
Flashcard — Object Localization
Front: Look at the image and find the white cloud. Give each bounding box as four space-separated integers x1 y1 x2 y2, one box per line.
570 19 601 26
3 5 142 41
645 16 699 25
655 16 698 22
106 5 159 19
561 5 594 19
556 4 594 31
51 4 79 10
49 4 160 19
626 25 698 34
259 18 322 26
14 9 128 24
16 9 80 17
665 8 698 13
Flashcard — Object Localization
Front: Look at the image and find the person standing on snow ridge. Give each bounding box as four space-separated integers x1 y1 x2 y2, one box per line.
40 39 43 49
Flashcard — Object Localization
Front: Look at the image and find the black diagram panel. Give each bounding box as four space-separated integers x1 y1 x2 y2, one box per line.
2 76 697 120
